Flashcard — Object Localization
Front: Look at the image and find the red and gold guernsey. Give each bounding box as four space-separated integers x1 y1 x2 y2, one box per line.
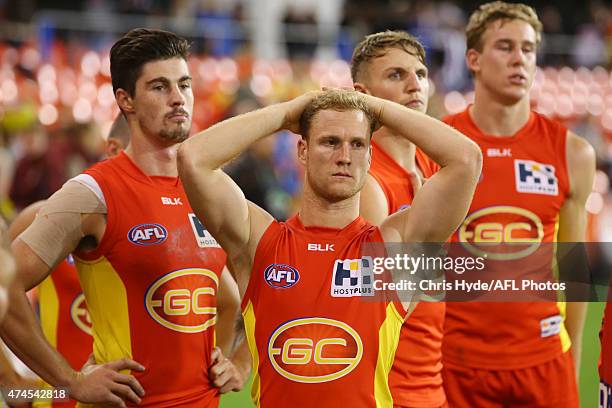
242 215 406 407
36 256 92 408
369 141 445 407
600 302 612 406
72 152 227 407
443 108 571 369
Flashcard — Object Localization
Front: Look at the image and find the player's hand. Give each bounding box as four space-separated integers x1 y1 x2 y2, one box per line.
209 347 248 394
69 357 145 407
282 91 322 134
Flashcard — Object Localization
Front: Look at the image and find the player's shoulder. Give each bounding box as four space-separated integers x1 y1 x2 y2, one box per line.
529 110 566 135
441 109 467 126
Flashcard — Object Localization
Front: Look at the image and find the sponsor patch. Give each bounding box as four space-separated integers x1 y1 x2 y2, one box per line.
540 314 562 338
188 213 221 248
127 223 167 246
330 257 374 298
514 159 558 196
264 264 300 289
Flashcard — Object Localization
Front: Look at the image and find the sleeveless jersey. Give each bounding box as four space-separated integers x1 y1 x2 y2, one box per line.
443 108 571 369
600 301 612 407
369 141 446 407
242 215 405 407
72 152 227 407
36 256 92 408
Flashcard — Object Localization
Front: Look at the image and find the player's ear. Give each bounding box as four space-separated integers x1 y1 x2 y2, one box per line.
353 82 371 95
106 138 122 158
116 89 135 114
297 137 308 165
466 49 481 74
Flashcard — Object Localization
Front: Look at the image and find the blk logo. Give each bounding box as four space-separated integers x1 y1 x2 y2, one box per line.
161 197 183 206
308 243 335 252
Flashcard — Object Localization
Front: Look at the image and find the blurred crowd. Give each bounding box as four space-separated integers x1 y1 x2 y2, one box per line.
0 0 610 242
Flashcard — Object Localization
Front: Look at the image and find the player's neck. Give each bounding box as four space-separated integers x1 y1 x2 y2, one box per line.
299 186 360 229
124 136 179 177
372 128 417 172
470 92 531 137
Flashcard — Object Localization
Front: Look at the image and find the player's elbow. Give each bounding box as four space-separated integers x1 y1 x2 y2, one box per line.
456 139 482 182
177 142 202 180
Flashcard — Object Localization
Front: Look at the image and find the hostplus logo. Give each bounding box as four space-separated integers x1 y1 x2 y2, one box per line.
330 257 374 298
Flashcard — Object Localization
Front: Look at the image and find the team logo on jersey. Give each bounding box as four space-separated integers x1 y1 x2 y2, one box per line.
188 213 221 249
458 206 544 261
264 264 300 289
70 293 92 336
268 317 363 383
330 258 374 297
514 159 558 196
145 268 218 333
127 223 167 246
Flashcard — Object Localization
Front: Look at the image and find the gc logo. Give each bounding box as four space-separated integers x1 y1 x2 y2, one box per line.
145 268 218 333
268 317 363 383
458 206 544 260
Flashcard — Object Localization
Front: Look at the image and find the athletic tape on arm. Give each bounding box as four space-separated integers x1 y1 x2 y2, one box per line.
18 179 107 268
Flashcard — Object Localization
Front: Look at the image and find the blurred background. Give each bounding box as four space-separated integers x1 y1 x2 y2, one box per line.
0 0 610 406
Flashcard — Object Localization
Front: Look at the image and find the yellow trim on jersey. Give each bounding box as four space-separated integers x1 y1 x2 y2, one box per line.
243 301 261 408
552 216 572 353
73 255 132 366
374 303 404 408
38 276 59 348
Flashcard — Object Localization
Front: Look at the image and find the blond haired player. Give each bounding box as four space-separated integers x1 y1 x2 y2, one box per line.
442 2 595 407
352 31 446 407
178 89 481 406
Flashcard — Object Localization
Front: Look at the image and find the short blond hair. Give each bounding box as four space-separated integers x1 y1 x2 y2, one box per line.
466 1 542 52
299 90 379 140
351 30 426 82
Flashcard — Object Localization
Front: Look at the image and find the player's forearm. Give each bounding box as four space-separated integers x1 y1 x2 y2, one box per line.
566 301 586 375
179 103 286 172
230 335 252 382
0 284 75 388
364 94 481 169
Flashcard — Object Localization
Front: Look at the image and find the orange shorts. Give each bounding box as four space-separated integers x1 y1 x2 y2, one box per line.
442 351 578 408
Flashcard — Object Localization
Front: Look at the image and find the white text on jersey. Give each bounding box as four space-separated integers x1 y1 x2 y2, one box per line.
162 197 183 206
308 243 335 252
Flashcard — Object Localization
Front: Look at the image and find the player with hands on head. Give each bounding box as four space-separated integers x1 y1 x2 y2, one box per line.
178 88 482 406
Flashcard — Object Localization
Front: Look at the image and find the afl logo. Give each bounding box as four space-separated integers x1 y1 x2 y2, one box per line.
458 206 544 260
264 264 300 289
145 268 218 333
268 317 363 383
70 293 92 336
127 223 167 246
